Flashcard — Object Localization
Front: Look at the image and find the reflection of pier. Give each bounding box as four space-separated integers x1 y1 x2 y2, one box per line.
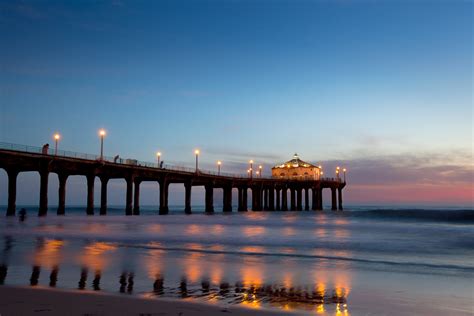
0 143 346 216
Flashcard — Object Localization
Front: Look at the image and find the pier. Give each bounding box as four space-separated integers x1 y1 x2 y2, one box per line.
0 143 345 216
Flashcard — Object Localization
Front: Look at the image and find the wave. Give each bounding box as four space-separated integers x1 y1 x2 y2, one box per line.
344 209 474 223
120 242 474 273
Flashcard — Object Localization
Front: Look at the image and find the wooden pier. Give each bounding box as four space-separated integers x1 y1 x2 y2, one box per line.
0 143 345 216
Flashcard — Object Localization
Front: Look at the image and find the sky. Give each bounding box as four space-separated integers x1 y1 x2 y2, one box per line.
0 0 472 207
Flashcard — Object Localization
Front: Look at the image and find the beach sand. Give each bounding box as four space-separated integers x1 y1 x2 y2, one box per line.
0 286 284 316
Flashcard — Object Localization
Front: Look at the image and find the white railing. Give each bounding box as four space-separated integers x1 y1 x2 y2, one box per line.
0 142 342 182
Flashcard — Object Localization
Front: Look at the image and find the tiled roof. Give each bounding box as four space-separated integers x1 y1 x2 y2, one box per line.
272 153 319 169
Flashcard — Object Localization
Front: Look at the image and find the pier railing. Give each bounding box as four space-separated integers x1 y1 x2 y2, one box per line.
0 142 342 182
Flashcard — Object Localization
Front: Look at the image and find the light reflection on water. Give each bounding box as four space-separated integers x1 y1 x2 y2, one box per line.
0 211 473 315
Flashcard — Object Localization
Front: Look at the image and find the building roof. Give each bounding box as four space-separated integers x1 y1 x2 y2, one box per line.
272 153 319 169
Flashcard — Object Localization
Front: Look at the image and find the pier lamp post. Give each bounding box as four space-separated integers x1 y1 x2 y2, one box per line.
318 165 322 180
99 129 106 160
249 160 254 179
53 133 60 156
336 166 340 181
156 152 161 167
217 161 221 175
195 149 200 172
343 168 347 182
256 171 260 177
247 169 251 178
259 165 263 178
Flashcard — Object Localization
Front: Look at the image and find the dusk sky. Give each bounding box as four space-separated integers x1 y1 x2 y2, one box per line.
0 0 472 206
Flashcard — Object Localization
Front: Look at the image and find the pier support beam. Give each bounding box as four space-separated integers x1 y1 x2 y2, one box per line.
184 182 192 214
269 187 275 211
331 188 337 211
38 170 49 216
338 188 343 211
6 169 18 216
223 186 232 212
57 174 68 215
237 188 243 211
133 179 141 215
125 177 133 216
290 188 296 211
159 179 169 215
242 188 248 211
86 175 95 215
304 188 309 210
205 184 214 213
282 187 288 211
275 188 281 211
251 187 258 211
318 188 323 210
311 187 317 210
263 188 268 211
100 177 108 215
296 188 303 211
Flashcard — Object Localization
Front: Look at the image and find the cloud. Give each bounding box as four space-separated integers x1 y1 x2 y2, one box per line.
317 150 473 186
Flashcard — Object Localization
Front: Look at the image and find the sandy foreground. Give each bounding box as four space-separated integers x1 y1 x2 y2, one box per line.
0 286 287 316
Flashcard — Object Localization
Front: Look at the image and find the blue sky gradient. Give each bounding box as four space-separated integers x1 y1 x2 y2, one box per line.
0 0 472 206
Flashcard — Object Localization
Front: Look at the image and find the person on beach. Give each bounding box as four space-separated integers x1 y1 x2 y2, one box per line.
19 208 26 222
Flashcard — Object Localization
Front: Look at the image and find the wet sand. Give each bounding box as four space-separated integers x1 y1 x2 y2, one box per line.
0 285 285 316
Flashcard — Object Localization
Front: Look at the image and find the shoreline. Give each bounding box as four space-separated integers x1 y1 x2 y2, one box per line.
0 285 290 316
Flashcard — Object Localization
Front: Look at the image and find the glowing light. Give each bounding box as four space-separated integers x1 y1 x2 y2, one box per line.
54 133 60 140
217 160 222 165
194 149 200 155
249 160 254 164
343 168 347 172
156 152 161 157
99 129 106 137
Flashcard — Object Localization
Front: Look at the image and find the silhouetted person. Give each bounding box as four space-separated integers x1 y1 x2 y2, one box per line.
78 267 88 290
92 270 101 291
42 143 49 155
19 208 27 222
160 161 164 168
0 264 7 285
127 273 134 293
30 265 40 286
179 277 188 297
153 275 164 295
49 266 59 287
119 272 127 293
201 279 210 293
114 155 119 163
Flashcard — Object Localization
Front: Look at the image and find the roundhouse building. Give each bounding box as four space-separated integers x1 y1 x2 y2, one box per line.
272 154 321 180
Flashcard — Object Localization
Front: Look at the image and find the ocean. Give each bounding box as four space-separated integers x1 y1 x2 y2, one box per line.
0 206 473 315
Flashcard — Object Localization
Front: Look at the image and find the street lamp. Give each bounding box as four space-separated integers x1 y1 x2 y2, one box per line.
343 168 347 182
258 165 263 178
336 166 340 180
249 160 254 179
247 169 251 178
53 133 60 156
156 152 161 167
217 161 222 175
195 149 200 172
256 171 260 177
99 129 106 160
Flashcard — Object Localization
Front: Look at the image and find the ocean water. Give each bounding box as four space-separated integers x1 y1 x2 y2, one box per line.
0 206 473 315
